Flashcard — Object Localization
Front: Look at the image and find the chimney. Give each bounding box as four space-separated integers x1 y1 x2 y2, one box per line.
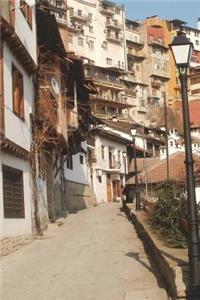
197 18 200 30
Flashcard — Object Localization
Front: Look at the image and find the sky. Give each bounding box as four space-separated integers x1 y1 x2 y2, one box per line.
115 0 200 28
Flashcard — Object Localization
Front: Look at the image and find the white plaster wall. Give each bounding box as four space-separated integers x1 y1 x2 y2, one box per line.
67 0 126 68
15 0 37 64
92 134 128 203
93 171 107 202
196 187 200 204
3 43 33 151
64 141 89 185
0 153 32 237
94 135 127 173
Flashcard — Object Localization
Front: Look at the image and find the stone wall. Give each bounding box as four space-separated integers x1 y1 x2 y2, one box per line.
64 180 97 213
122 201 188 300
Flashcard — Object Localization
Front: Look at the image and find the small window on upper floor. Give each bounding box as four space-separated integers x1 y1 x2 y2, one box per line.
80 155 84 165
66 154 73 170
78 37 84 46
106 58 112 65
88 40 94 50
195 40 199 46
12 64 24 120
89 26 94 33
88 13 93 21
20 0 32 29
78 9 82 16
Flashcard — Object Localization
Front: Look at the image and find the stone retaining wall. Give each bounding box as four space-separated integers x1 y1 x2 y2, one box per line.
123 201 187 300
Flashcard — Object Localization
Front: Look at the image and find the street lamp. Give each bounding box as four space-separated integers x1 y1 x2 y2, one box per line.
170 31 200 300
130 128 141 210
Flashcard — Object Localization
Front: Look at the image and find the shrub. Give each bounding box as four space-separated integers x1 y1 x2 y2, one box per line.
149 180 188 248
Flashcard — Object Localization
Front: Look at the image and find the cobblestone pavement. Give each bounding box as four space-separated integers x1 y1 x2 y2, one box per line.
0 203 169 300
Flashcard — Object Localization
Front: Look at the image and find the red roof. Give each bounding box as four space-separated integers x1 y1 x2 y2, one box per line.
175 99 200 126
127 152 200 185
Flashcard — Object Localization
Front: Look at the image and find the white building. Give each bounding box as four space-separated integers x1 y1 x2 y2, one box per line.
88 125 132 203
0 1 37 237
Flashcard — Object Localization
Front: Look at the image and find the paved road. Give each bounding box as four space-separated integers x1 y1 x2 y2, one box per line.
1 203 168 300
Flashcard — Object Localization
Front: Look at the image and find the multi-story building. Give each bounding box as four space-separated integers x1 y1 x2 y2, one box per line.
168 19 200 105
0 0 37 237
143 16 170 110
124 19 148 123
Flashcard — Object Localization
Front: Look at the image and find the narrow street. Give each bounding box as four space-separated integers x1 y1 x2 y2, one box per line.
1 204 168 300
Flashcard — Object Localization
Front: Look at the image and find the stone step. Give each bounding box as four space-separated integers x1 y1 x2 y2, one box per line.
125 288 169 300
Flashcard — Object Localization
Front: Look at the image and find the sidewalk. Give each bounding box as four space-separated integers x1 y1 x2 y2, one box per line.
0 203 168 300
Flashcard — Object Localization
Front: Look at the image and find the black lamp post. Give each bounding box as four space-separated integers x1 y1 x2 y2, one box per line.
130 129 141 210
170 32 200 300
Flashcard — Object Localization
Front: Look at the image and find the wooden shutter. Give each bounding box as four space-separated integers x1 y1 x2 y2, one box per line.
27 6 32 28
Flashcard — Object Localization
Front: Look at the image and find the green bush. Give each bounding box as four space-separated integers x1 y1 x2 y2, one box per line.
149 180 188 248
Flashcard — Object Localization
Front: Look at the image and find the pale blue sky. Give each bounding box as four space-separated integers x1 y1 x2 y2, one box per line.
115 0 200 28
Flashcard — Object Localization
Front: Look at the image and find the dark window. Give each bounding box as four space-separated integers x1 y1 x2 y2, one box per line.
3 165 25 218
20 0 32 28
80 155 84 165
101 145 105 159
12 64 24 120
66 155 73 169
98 176 102 183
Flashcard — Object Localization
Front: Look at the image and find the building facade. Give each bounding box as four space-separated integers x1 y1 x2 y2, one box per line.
0 0 37 237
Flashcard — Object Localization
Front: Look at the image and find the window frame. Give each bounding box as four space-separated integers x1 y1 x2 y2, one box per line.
3 165 25 219
12 63 24 121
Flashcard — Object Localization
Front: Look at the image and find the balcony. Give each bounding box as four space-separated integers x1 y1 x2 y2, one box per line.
70 11 90 23
126 35 143 47
90 94 132 108
66 21 83 32
127 49 145 60
100 5 115 15
106 20 122 30
106 33 123 44
56 16 68 26
87 72 123 89
151 66 170 79
49 0 67 12
148 37 168 50
137 106 147 113
151 79 161 88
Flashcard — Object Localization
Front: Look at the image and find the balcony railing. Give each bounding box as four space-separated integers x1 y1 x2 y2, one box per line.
86 71 122 86
67 21 83 32
106 20 122 30
100 5 115 15
70 11 90 22
106 33 123 43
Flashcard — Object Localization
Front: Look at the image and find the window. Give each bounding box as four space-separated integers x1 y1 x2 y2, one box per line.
3 165 25 218
80 155 84 164
117 150 121 163
195 40 199 46
88 40 94 49
98 176 102 183
88 13 93 21
78 37 84 46
20 0 32 28
77 9 82 16
12 64 24 119
106 58 112 65
66 155 73 169
89 26 94 33
101 145 105 159
170 141 174 146
68 34 73 44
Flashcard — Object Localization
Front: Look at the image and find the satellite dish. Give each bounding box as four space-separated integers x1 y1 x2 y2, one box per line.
51 77 60 95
